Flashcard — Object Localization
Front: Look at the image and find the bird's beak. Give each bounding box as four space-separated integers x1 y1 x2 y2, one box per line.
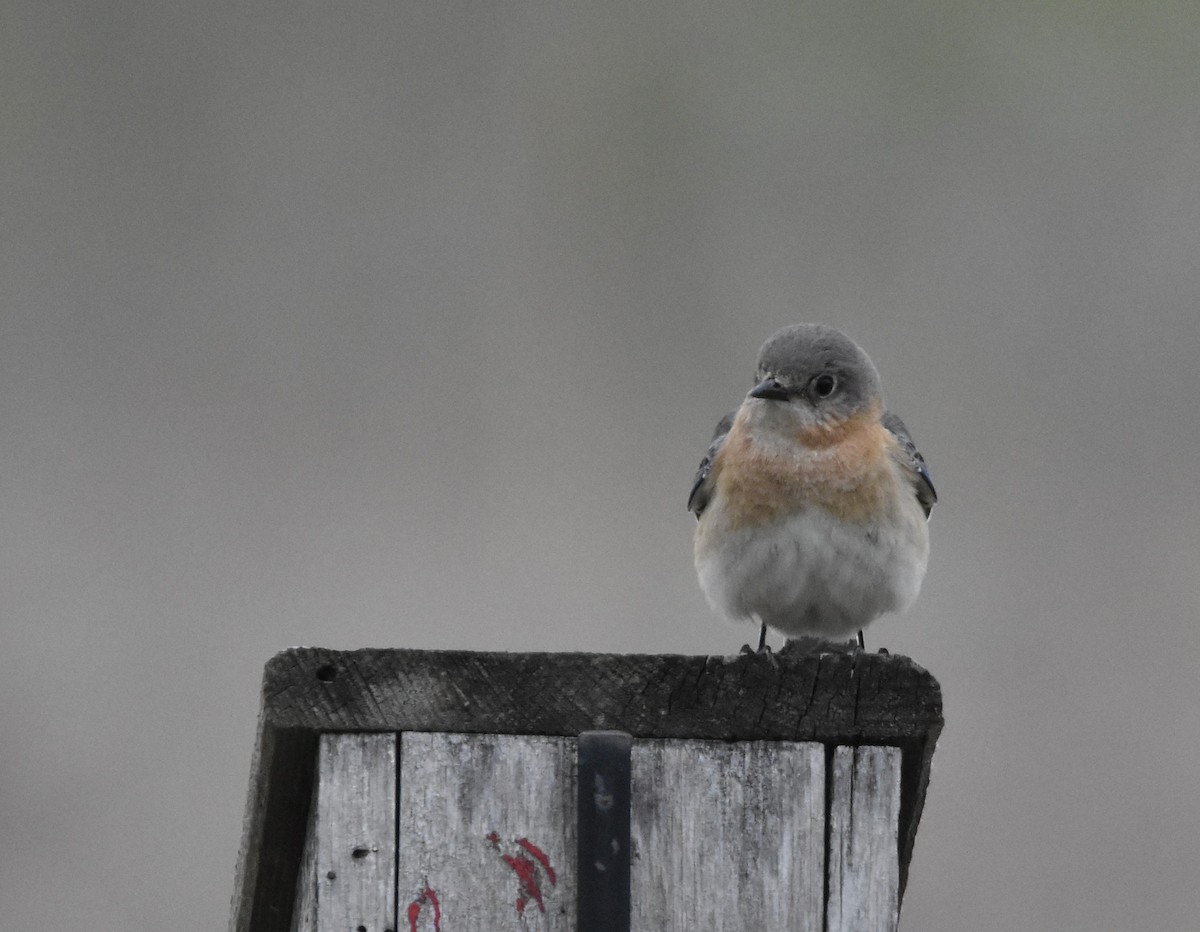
749 378 790 401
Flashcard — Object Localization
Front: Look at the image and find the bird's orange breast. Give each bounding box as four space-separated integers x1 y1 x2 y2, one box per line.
711 406 897 529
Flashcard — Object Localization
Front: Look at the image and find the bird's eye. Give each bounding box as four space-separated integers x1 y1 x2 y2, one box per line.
812 374 837 398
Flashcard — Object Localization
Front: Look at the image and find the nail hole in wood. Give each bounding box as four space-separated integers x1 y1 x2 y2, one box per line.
351 846 370 859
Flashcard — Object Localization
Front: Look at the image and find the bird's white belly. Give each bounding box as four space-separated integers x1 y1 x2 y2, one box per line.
694 502 929 638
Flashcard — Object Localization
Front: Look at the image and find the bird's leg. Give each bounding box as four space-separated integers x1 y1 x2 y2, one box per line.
739 622 773 659
849 629 867 678
855 629 889 655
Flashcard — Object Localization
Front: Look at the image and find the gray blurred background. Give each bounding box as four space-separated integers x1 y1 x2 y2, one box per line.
4 1 1199 929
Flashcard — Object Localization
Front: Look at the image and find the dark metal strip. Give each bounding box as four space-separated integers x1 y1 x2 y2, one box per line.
576 730 632 932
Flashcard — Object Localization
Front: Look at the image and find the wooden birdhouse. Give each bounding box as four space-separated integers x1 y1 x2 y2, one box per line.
230 646 941 931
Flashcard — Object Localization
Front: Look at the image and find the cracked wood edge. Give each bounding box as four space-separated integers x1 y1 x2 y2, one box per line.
260 647 941 743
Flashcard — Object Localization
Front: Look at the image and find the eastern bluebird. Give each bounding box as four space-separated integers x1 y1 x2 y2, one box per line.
688 324 936 650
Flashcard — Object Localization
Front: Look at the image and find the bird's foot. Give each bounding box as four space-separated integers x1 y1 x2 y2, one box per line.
739 624 777 667
739 623 770 653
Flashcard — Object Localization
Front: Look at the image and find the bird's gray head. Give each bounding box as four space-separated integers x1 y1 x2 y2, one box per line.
748 323 883 425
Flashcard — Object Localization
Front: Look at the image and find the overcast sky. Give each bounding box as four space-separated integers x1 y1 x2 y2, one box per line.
4 2 1200 929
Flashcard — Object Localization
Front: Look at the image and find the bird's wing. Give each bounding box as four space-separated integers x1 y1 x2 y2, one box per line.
882 411 937 518
687 412 735 518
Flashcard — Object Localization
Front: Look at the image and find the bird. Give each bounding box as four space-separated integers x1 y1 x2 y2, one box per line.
688 323 936 652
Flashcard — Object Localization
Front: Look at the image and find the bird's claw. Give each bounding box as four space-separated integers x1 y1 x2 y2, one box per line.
740 624 778 667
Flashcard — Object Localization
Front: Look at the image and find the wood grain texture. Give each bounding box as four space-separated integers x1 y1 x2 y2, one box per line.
259 647 940 744
231 647 941 932
312 734 398 932
397 732 577 931
629 740 826 931
826 745 902 932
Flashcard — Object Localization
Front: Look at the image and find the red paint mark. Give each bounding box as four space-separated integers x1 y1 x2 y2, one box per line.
406 886 441 932
501 851 545 914
516 838 557 886
487 833 557 916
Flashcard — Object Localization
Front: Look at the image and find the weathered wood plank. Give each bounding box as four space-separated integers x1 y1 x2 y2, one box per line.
629 740 826 931
310 734 398 932
261 647 941 744
397 733 577 930
826 745 902 932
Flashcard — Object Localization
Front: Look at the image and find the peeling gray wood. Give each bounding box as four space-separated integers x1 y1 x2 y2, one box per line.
398 732 577 931
310 733 398 932
826 746 902 932
629 740 825 931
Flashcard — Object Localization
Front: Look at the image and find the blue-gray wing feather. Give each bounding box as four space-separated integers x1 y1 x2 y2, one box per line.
882 411 937 518
687 412 735 517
